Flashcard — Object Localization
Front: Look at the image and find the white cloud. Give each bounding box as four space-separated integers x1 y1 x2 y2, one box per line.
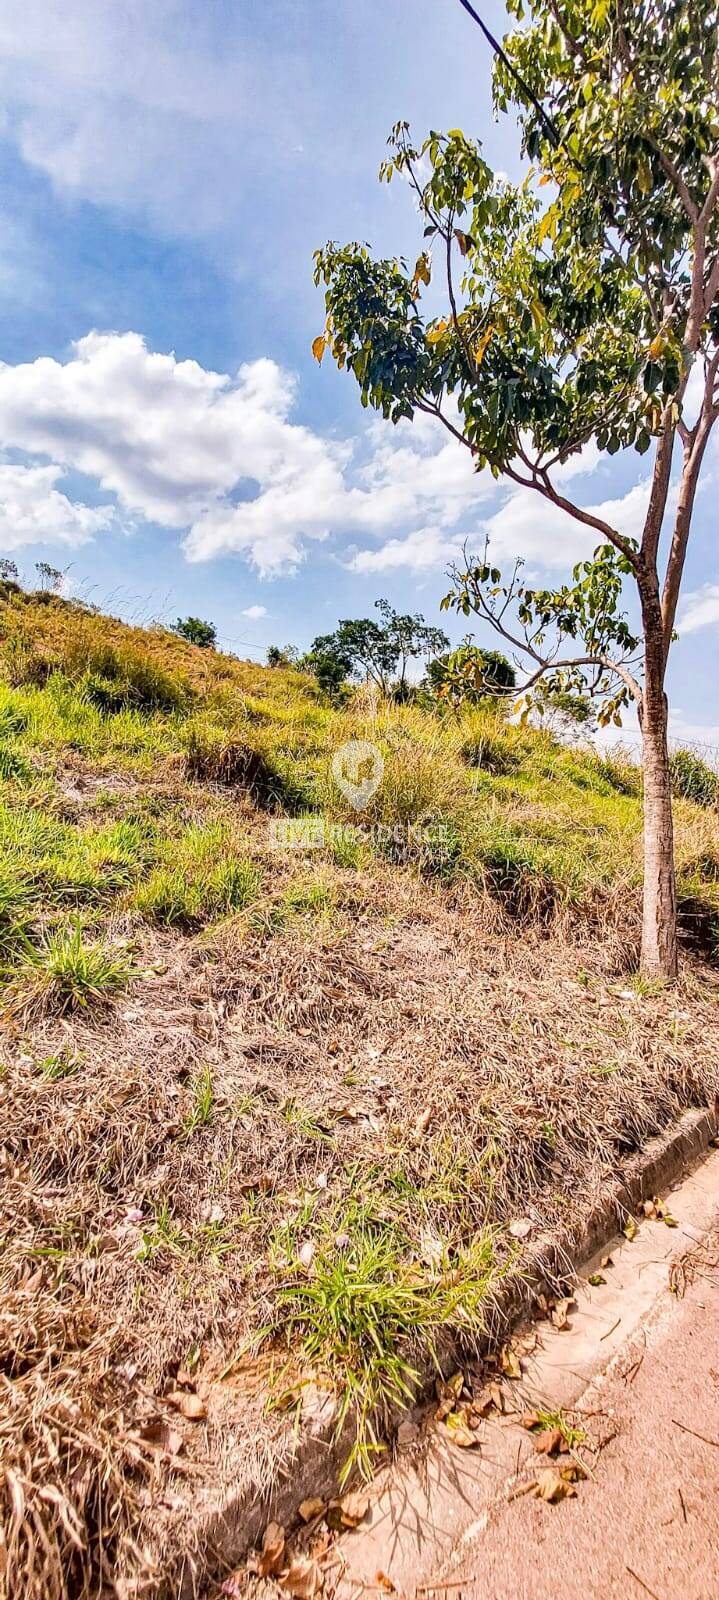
0 331 681 585
0 331 497 575
241 603 268 619
349 525 463 574
677 582 719 635
0 462 112 551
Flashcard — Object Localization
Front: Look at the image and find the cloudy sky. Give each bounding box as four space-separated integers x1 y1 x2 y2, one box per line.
0 0 717 741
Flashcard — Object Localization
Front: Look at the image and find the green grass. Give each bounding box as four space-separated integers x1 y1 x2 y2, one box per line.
277 1220 499 1480
6 923 140 1020
134 821 261 928
182 1065 215 1135
2 588 719 941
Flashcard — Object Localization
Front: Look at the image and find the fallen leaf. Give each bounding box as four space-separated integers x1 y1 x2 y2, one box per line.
622 1217 638 1241
258 1522 286 1577
280 1556 323 1598
298 1498 326 1524
298 1240 316 1269
588 1273 606 1287
474 1381 503 1417
338 1490 370 1528
509 1218 533 1240
167 1390 206 1421
533 1468 577 1503
375 1573 396 1593
551 1296 575 1330
500 1346 522 1379
521 1410 541 1430
641 1198 659 1220
444 1408 481 1448
138 1420 184 1458
534 1427 563 1456
600 1254 613 1269
663 1213 679 1228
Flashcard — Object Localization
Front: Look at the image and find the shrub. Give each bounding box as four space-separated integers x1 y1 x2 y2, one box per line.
172 617 217 649
669 748 719 807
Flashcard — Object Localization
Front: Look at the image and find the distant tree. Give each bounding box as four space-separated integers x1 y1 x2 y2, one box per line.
35 562 63 593
307 600 449 698
173 616 217 649
266 643 300 668
427 638 515 706
0 558 19 585
301 633 355 698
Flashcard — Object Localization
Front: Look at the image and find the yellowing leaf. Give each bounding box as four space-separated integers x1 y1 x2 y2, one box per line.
444 1406 481 1448
622 1217 638 1241
426 321 448 345
474 326 494 365
538 173 553 187
312 335 326 364
534 1467 577 1503
500 1346 522 1379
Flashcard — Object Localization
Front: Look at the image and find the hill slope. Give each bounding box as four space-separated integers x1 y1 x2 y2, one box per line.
2 586 719 1596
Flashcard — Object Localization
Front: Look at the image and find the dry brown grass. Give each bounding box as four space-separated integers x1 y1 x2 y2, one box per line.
2 593 719 1592
3 879 719 1594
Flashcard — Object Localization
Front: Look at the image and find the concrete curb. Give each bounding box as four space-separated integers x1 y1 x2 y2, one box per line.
179 1101 718 1596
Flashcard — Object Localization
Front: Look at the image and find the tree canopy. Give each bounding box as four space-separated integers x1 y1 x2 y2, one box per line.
172 616 217 650
306 600 449 698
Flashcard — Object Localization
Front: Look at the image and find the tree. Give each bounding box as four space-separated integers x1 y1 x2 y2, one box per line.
173 616 217 649
35 562 63 593
313 0 719 978
306 600 449 698
0 558 19 585
266 643 300 668
427 638 516 706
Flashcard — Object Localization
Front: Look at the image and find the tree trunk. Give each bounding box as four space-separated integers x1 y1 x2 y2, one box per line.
640 672 678 981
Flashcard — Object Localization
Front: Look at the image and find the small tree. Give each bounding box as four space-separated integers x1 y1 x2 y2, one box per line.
427 638 516 707
314 0 719 978
35 562 63 593
307 601 449 698
173 616 217 649
266 644 300 668
0 558 19 585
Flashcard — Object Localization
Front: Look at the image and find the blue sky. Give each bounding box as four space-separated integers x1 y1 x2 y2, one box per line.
0 0 717 743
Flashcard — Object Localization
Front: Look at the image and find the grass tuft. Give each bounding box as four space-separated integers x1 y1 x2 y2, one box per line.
5 923 139 1021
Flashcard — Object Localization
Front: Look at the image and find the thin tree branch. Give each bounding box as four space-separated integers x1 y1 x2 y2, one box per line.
455 0 560 148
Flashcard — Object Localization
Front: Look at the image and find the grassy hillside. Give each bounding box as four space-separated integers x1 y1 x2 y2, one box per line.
2 585 719 1597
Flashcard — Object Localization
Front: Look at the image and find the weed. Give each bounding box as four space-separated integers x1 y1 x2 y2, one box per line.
277 1222 498 1480
136 1202 189 1263
669 748 719 807
36 1046 82 1080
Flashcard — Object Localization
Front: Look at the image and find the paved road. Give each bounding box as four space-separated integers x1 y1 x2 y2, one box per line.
443 1239 719 1600
335 1149 719 1600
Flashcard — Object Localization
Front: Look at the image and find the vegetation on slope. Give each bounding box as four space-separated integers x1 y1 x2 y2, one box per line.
2 585 719 1596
